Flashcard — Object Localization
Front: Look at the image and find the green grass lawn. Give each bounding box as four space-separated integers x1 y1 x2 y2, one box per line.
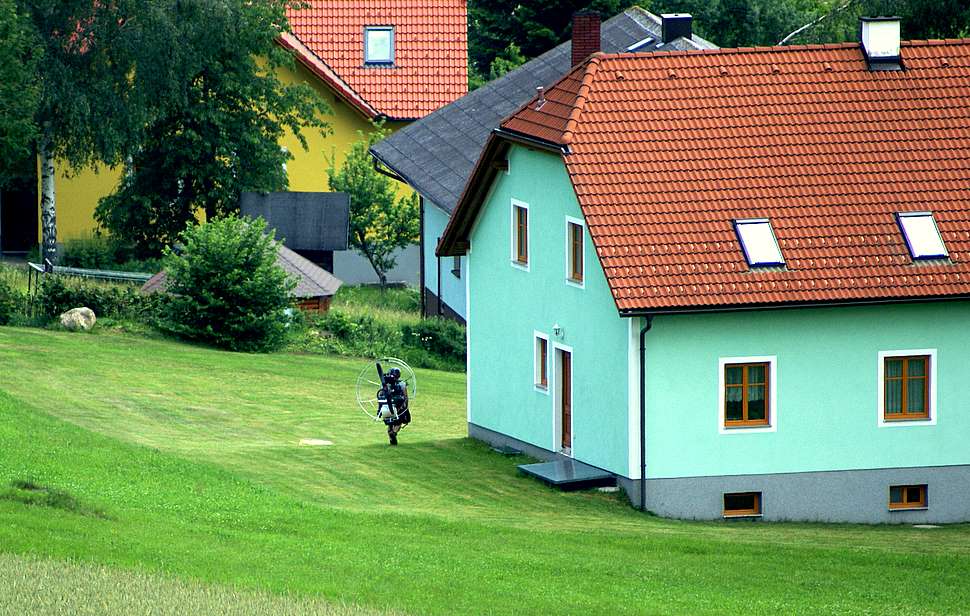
0 327 968 614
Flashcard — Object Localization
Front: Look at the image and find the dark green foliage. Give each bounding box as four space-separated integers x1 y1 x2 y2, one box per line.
37 276 151 321
0 479 104 518
0 0 39 186
402 318 466 364
61 237 162 273
468 42 527 90
156 216 296 353
301 311 465 371
95 0 331 258
327 127 419 288
0 277 24 325
646 0 970 48
468 0 633 75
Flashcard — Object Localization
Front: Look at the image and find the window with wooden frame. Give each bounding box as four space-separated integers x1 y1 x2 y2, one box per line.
567 219 584 283
723 492 762 517
889 484 927 510
883 355 930 421
534 334 549 390
724 363 769 427
512 202 529 266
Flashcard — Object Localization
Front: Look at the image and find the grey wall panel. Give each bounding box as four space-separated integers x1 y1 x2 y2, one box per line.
332 244 419 286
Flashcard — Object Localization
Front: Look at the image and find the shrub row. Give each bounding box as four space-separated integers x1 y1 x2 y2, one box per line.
300 311 465 371
60 237 162 274
36 276 157 322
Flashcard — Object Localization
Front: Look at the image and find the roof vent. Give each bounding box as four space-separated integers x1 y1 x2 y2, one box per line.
661 13 693 44
860 17 902 71
535 86 545 110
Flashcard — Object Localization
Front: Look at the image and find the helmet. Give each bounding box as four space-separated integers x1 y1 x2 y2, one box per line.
388 368 401 381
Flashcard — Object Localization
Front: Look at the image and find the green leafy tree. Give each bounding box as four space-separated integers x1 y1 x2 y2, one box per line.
19 0 187 265
328 127 419 290
468 0 633 75
469 42 528 89
0 0 39 187
156 215 296 353
95 0 330 259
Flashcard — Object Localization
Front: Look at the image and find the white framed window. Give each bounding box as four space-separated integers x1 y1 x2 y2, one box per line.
897 212 948 260
734 219 784 267
511 199 529 270
718 355 778 434
534 331 549 393
565 216 585 288
877 349 937 428
364 26 394 64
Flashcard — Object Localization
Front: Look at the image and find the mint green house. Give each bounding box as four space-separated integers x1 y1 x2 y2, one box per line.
437 28 970 522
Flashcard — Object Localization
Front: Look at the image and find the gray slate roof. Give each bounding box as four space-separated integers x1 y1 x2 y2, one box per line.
142 243 342 300
370 7 716 214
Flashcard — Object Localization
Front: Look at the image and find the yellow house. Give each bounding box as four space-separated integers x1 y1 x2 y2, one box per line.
0 1 467 254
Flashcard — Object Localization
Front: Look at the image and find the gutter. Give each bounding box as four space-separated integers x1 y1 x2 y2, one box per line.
639 315 654 512
617 293 970 318
491 128 569 155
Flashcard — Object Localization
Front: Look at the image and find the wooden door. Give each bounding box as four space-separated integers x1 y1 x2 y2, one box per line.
561 350 572 450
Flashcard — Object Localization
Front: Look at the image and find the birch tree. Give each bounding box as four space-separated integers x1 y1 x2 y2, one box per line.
19 0 196 265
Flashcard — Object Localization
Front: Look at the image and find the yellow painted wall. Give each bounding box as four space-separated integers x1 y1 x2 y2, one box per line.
41 58 411 244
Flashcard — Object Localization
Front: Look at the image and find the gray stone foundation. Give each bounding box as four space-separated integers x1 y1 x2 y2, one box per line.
470 422 970 524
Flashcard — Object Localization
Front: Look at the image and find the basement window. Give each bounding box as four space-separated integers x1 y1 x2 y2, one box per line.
889 484 927 511
723 492 762 517
897 212 948 260
734 219 784 267
364 26 394 64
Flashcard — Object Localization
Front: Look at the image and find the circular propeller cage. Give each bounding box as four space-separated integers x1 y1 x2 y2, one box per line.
355 357 417 421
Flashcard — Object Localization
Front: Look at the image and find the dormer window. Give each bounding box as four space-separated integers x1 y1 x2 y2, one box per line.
897 212 948 260
364 26 394 65
734 219 784 267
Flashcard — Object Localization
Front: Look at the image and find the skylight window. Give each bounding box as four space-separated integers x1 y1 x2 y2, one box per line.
898 212 948 260
734 219 784 267
364 26 394 64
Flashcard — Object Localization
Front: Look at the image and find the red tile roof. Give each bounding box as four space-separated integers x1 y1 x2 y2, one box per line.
492 40 970 312
286 1 468 120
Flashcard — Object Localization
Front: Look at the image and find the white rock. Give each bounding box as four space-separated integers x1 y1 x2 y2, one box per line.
59 307 97 332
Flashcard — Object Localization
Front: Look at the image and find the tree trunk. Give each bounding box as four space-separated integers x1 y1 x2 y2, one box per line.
39 133 57 268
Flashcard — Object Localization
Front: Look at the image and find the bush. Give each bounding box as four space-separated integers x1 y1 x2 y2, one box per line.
0 278 24 325
37 276 150 321
401 318 465 363
155 216 296 353
61 237 161 273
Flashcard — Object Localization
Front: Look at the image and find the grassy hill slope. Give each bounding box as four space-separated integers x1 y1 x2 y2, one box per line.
0 327 968 615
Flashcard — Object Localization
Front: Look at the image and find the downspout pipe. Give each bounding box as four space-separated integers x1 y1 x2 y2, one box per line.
639 315 654 512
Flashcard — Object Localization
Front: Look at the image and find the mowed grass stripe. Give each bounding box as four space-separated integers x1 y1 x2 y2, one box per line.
0 328 969 614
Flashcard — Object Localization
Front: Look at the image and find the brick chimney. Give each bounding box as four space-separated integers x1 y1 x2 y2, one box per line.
571 10 601 67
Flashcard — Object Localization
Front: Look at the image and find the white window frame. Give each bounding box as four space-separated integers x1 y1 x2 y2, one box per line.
364 26 394 64
534 331 549 394
734 218 785 268
717 355 778 435
896 212 948 260
510 199 530 271
565 215 586 289
877 349 937 428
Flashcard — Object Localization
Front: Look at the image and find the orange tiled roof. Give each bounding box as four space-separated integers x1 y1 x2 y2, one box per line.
496 40 970 312
286 1 467 120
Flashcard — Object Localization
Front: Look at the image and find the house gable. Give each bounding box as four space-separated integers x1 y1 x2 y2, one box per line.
465 143 633 476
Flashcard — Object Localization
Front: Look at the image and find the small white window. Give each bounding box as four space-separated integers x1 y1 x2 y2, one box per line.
364 26 394 64
534 332 549 392
898 212 948 260
735 219 784 267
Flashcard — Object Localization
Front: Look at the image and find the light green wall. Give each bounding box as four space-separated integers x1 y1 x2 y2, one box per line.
467 145 632 476
645 301 970 479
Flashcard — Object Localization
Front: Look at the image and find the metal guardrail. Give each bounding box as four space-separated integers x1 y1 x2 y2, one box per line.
27 262 153 283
